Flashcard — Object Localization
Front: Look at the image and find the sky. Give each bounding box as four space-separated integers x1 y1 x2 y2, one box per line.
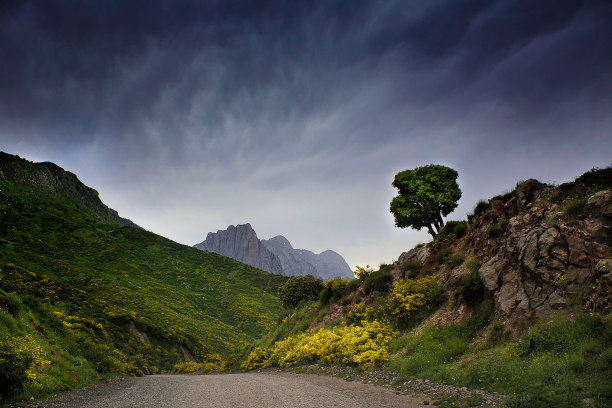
1 0 611 270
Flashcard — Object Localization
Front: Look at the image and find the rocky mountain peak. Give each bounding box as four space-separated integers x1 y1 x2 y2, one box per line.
194 224 283 276
196 225 354 279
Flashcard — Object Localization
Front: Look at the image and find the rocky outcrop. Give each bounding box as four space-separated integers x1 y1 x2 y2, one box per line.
0 152 141 228
194 224 284 275
393 173 611 335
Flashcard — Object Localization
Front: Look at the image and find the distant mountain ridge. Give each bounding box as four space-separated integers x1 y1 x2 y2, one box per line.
195 224 354 280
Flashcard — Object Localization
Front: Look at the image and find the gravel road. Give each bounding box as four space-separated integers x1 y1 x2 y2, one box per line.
32 372 432 408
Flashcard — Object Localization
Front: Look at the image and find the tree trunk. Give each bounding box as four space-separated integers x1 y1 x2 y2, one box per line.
427 225 437 238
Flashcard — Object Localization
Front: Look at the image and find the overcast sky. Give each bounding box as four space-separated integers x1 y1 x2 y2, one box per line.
1 0 611 270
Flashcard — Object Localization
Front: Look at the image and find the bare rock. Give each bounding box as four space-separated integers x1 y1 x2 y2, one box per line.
585 190 612 219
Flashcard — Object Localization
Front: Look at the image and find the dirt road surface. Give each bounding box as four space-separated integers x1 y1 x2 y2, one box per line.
33 372 432 408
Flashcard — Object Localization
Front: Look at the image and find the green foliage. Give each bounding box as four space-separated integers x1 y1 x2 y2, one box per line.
0 166 286 402
473 200 490 216
0 335 50 396
437 221 467 241
438 248 464 267
279 275 323 309
390 165 462 238
362 269 393 295
353 265 374 279
456 261 484 307
388 310 612 408
401 261 421 279
562 197 587 218
575 166 612 189
488 219 508 238
438 248 453 264
319 278 349 306
2 293 23 316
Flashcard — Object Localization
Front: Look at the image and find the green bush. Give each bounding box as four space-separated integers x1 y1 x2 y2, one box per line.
0 336 49 396
3 293 23 316
438 248 453 264
279 275 323 309
488 220 507 238
456 261 484 307
563 197 587 218
401 261 421 279
363 269 393 295
473 200 490 216
575 166 612 189
437 221 467 241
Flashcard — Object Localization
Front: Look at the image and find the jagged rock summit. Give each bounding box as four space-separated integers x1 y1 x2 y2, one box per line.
194 223 283 276
195 225 354 279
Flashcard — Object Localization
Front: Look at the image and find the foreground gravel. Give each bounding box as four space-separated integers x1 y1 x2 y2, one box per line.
29 373 433 408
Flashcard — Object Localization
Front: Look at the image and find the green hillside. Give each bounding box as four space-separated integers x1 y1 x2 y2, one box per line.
0 152 286 402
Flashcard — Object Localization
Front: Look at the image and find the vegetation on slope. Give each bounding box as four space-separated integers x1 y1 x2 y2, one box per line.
0 154 286 403
244 166 612 408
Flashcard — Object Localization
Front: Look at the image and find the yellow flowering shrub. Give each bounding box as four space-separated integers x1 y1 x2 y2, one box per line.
173 353 225 373
241 347 272 371
386 275 436 318
0 335 50 393
324 278 349 292
242 320 397 371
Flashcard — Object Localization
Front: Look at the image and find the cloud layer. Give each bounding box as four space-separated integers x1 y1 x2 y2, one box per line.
2 0 611 267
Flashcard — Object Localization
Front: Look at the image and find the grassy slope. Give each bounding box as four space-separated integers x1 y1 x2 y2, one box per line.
0 160 286 402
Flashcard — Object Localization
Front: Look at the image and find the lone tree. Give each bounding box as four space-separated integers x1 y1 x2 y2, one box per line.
390 164 461 239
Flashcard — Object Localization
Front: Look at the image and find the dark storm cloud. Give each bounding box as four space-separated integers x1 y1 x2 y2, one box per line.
2 0 610 158
2 0 610 268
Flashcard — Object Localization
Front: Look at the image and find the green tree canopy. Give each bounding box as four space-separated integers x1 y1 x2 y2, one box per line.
278 274 323 309
390 164 461 239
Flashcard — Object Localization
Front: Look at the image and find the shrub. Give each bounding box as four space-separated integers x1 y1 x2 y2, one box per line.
401 261 421 279
0 335 50 395
438 221 468 241
563 197 587 218
346 279 360 293
3 293 23 316
319 278 349 305
456 262 484 307
438 248 453 264
386 276 437 319
473 200 490 216
363 269 393 295
279 275 323 309
353 265 374 280
447 253 465 268
575 166 612 189
488 223 503 238
240 347 272 371
242 320 397 371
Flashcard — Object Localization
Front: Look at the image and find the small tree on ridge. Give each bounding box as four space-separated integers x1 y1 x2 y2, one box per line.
390 164 461 239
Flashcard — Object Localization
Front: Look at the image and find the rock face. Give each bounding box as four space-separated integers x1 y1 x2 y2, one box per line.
194 224 284 276
195 226 354 279
261 236 317 277
393 174 612 335
262 236 354 280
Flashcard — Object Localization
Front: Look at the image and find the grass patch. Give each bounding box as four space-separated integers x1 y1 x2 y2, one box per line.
388 310 612 408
